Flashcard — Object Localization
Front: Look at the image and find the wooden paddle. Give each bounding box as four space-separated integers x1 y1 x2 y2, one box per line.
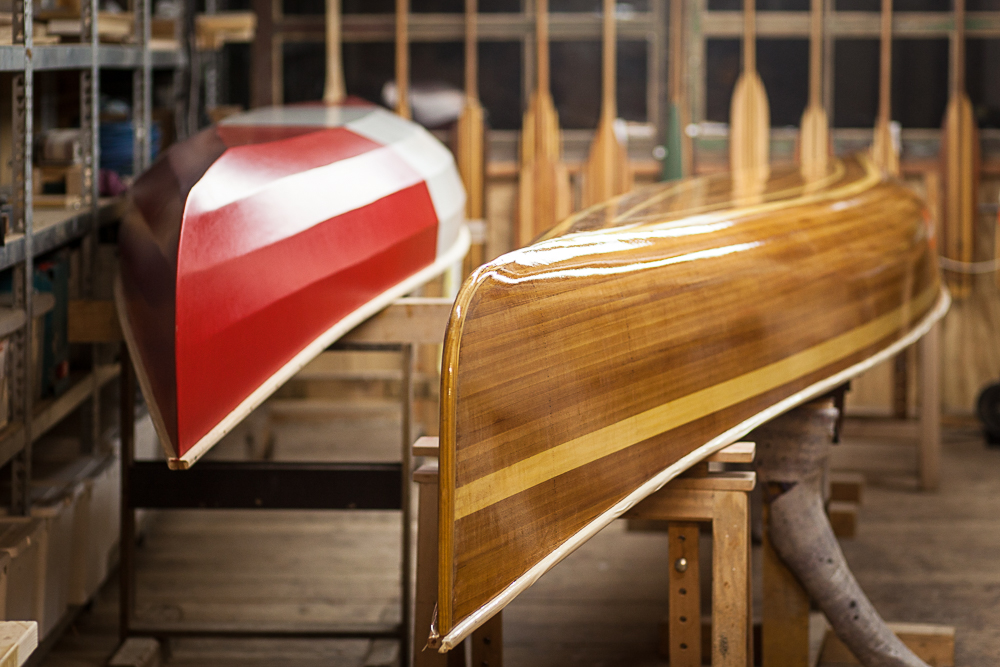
870 0 898 176
940 0 979 297
662 0 689 181
456 0 486 269
395 0 411 119
582 0 632 207
517 0 571 247
799 0 829 182
323 0 345 104
729 0 770 183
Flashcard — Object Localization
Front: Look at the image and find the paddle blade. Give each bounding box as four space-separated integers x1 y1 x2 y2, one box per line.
799 105 830 182
457 97 486 220
518 155 572 247
871 120 899 177
940 93 980 298
729 71 770 177
582 116 632 208
662 103 685 182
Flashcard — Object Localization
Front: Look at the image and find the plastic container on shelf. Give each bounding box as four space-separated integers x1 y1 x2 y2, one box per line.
0 518 44 625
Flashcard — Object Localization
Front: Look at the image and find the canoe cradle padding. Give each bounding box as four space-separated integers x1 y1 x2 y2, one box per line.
433 155 948 650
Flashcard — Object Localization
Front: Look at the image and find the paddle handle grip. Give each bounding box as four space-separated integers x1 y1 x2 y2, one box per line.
396 0 411 119
743 0 756 73
323 0 345 104
537 0 549 94
465 0 477 97
602 0 616 118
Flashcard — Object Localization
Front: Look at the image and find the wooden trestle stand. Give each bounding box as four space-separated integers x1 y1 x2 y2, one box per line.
413 438 757 667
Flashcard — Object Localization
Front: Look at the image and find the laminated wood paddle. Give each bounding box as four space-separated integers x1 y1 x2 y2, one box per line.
729 0 770 184
456 0 486 268
870 0 898 176
798 0 829 182
871 0 908 419
323 0 345 104
940 0 979 297
582 0 632 207
517 0 571 247
396 0 411 119
662 0 689 181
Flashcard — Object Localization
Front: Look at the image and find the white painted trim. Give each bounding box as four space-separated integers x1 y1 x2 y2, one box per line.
170 224 470 469
439 287 951 651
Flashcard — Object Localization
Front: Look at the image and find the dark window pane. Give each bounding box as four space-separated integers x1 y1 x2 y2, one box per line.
968 0 1000 9
552 40 600 128
412 42 464 87
894 39 948 127
893 0 948 10
282 41 325 103
412 0 462 11
480 41 523 129
705 39 740 123
549 39 648 128
222 42 252 110
835 0 879 10
551 0 650 10
758 39 808 126
834 39 878 127
968 39 1000 128
708 0 808 11
343 0 393 12
705 38 808 126
618 40 648 122
283 0 323 14
343 41 396 105
481 0 521 10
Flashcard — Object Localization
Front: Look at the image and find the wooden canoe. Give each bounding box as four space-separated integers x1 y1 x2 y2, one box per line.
117 103 468 469
432 155 948 649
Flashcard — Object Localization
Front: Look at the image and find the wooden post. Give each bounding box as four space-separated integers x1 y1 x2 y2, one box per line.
762 503 810 666
414 461 447 667
471 613 502 667
754 399 930 667
668 523 701 667
711 490 751 667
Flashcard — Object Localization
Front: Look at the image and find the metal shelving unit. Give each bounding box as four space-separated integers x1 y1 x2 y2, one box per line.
1 0 182 517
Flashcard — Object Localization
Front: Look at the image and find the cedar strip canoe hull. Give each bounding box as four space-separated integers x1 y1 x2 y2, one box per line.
118 103 467 468
436 155 947 648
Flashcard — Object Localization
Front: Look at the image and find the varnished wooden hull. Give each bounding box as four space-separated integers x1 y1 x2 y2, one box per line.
434 156 947 648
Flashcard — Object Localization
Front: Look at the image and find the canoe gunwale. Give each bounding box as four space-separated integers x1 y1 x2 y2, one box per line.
116 224 471 469
436 285 950 651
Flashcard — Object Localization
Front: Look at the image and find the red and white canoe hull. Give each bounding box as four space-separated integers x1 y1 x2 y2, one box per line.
117 104 468 468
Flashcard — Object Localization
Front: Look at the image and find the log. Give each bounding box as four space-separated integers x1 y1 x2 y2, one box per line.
754 399 930 667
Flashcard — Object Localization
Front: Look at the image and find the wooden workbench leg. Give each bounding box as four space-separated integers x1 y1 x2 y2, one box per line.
470 612 502 667
668 523 702 667
918 321 941 492
762 502 810 667
414 462 447 667
712 491 750 667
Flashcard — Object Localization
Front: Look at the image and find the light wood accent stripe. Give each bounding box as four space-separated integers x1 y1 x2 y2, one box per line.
453 284 936 519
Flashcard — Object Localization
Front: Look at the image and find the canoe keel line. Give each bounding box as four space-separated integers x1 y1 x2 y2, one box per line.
117 104 468 468
433 156 948 650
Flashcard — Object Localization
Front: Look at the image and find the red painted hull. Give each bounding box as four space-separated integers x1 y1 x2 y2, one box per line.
118 104 467 467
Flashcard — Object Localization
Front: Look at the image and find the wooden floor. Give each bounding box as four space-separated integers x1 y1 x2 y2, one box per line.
37 412 1000 666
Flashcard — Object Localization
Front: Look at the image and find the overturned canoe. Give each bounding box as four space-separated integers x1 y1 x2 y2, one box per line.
434 156 948 648
117 103 468 469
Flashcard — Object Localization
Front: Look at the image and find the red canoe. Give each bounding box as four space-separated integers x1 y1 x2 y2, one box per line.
117 103 469 468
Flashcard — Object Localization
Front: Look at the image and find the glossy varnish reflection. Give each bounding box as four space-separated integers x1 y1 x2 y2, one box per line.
435 156 947 649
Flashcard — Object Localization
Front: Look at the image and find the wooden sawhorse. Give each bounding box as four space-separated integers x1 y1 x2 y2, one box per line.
412 438 756 667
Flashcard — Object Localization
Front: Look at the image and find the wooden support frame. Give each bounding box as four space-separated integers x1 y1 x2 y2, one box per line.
412 437 756 667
